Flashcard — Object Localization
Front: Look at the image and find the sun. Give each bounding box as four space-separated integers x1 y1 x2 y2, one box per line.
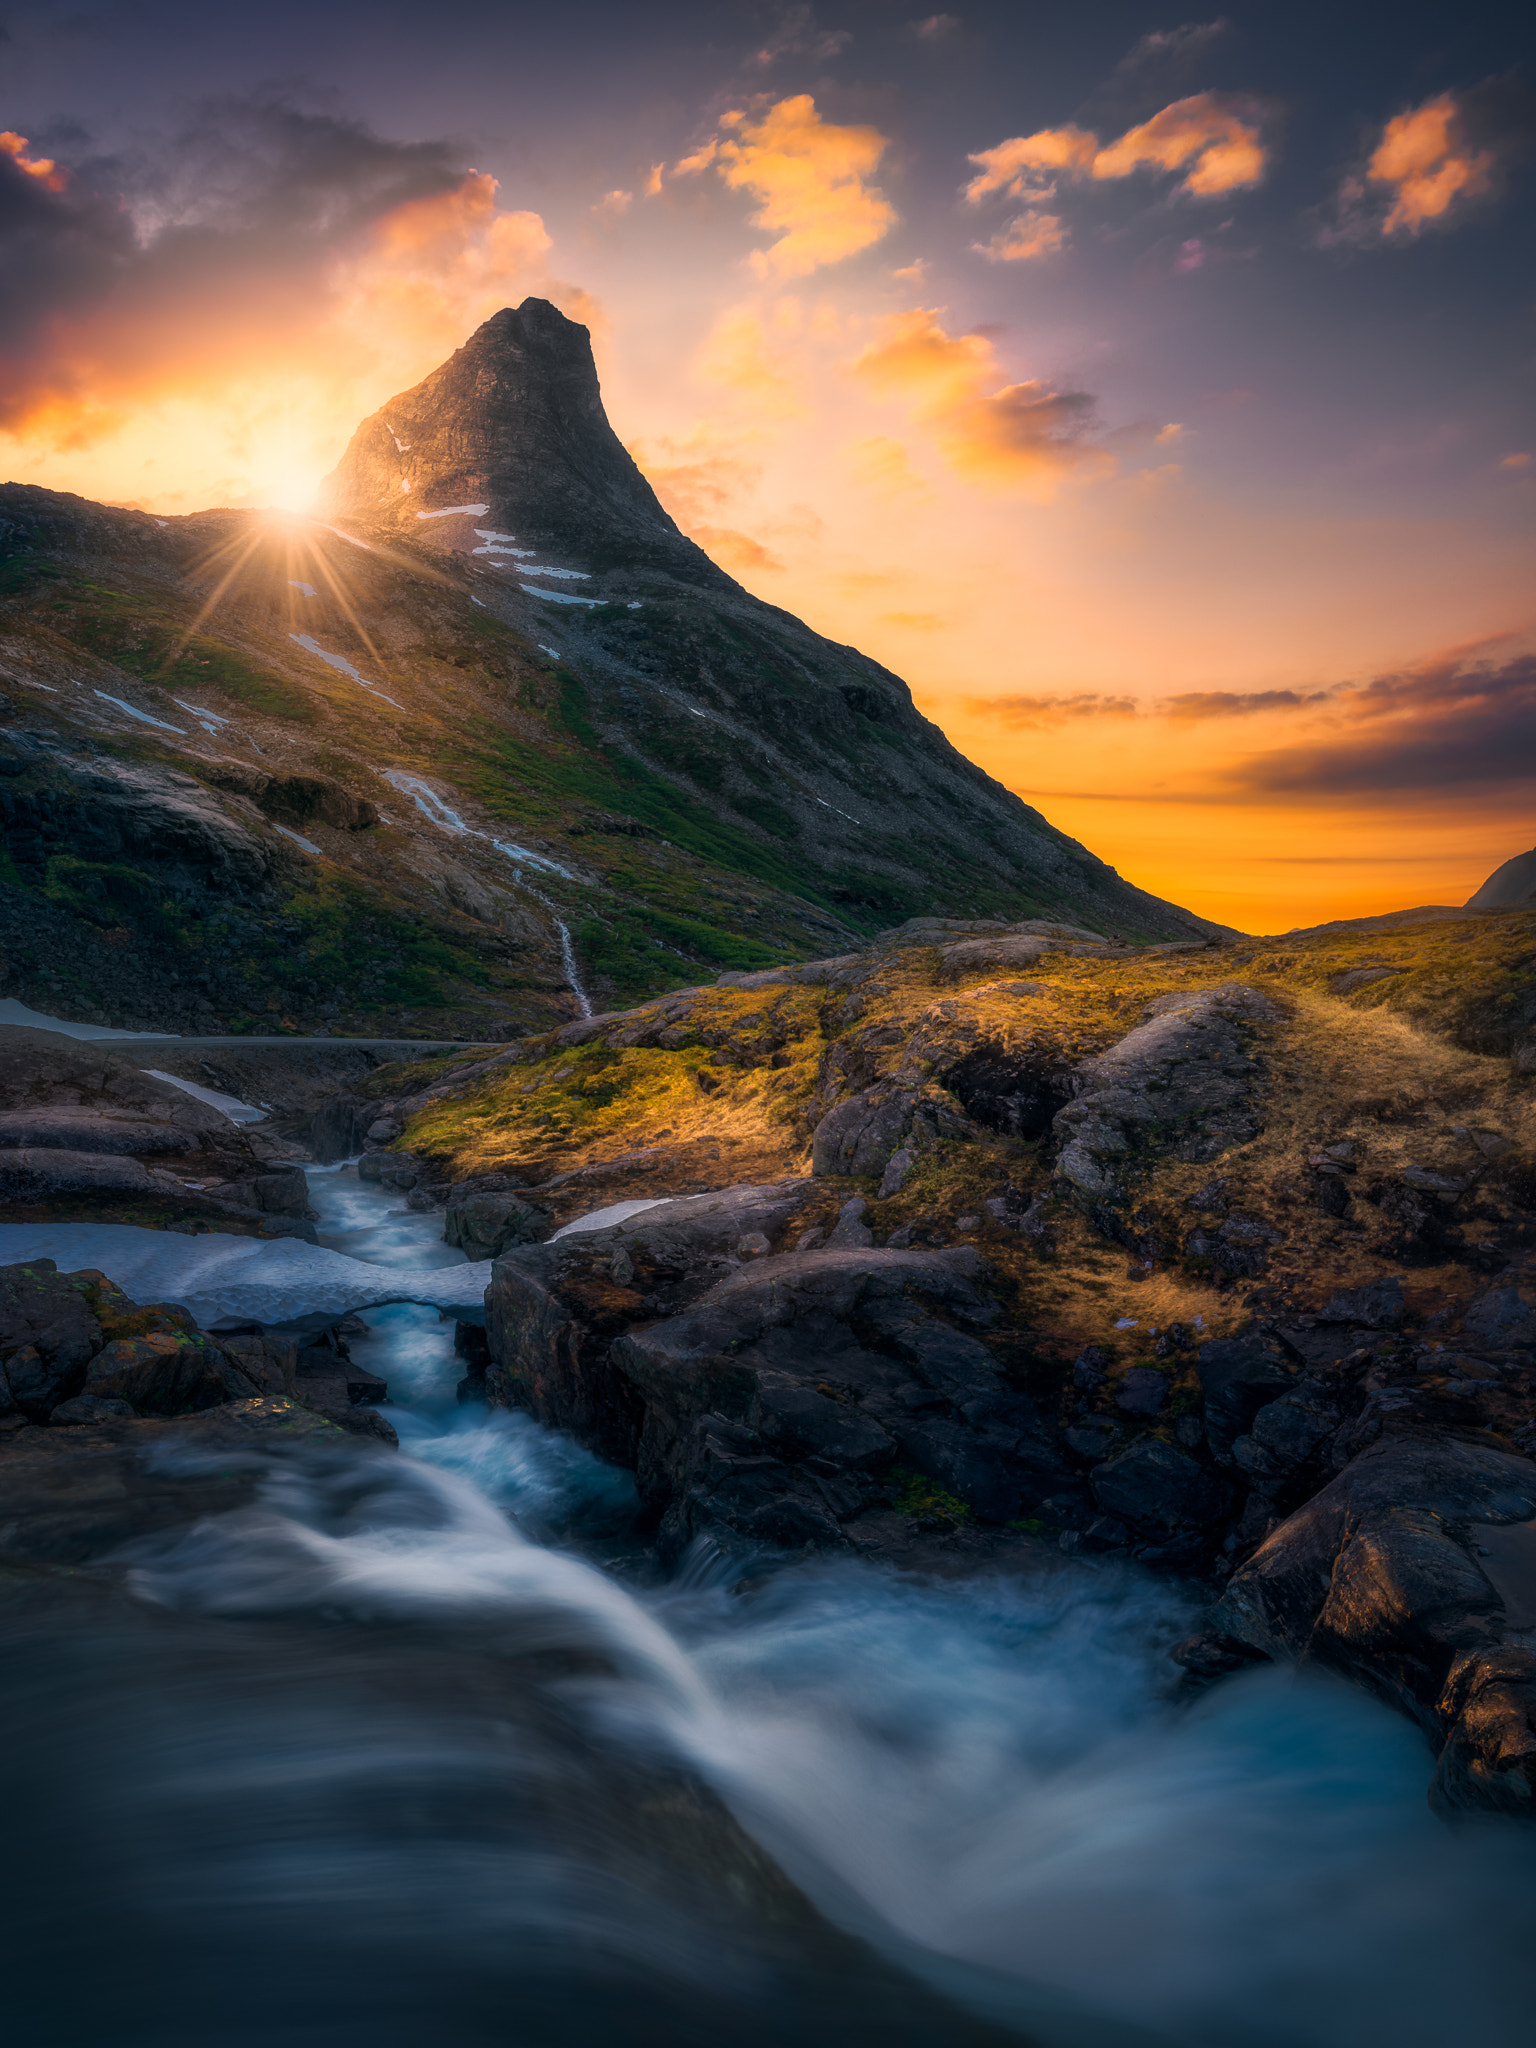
260 469 321 513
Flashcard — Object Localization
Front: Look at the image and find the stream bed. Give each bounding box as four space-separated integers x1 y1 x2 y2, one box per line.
5 1163 1535 2047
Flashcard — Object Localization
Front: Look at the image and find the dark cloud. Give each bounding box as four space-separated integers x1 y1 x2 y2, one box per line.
963 691 1137 729
1231 648 1536 793
1113 20 1230 80
1158 686 1333 718
0 98 469 422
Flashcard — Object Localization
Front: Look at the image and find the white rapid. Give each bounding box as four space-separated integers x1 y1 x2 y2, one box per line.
8 1163 1534 2047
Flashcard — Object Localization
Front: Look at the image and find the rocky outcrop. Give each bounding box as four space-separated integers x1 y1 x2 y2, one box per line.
484 1185 809 1465
483 1183 1081 1557
1186 1435 1536 1816
1053 985 1281 1243
0 1259 268 1424
611 1246 1069 1557
443 1186 548 1261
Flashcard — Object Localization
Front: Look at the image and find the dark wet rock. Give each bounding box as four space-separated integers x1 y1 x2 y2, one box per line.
1113 1366 1169 1415
0 1148 194 1203
607 1246 1065 1555
485 1185 811 1467
307 1093 370 1164
0 1260 103 1419
85 1332 252 1415
0 1397 349 1568
1320 1275 1407 1327
1090 1437 1229 1542
1052 984 1281 1244
48 1393 136 1424
1196 1330 1296 1463
1197 1434 1536 1816
236 1167 313 1219
358 1150 418 1187
0 1111 196 1155
444 1188 548 1261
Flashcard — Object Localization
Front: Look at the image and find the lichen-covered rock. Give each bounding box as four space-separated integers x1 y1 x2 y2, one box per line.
1052 984 1281 1244
810 1088 920 1178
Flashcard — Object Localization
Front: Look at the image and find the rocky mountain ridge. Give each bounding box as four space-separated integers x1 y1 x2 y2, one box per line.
1 299 1214 1039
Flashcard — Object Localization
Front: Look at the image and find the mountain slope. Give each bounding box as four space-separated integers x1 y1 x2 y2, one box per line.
0 302 1216 1039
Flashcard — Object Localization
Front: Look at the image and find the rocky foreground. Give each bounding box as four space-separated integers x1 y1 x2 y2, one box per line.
3 899 1535 1819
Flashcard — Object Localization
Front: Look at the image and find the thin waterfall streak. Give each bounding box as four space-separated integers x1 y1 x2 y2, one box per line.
375 769 592 1016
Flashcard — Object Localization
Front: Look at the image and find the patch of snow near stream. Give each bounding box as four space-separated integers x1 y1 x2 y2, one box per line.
0 1222 491 1330
142 1070 266 1124
550 1199 667 1239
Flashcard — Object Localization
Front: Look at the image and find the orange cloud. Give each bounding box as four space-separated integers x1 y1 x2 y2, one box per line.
675 95 897 276
695 304 805 412
965 93 1267 218
690 525 785 573
626 430 765 528
962 691 1139 729
852 309 1108 496
1367 94 1497 235
0 131 68 193
591 188 634 222
972 209 1065 262
843 434 933 498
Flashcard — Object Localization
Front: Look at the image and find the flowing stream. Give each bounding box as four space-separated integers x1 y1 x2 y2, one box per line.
6 1163 1535 2047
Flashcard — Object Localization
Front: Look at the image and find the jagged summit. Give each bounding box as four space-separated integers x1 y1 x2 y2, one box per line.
320 299 730 589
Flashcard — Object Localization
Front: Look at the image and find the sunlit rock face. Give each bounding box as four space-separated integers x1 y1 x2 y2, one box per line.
320 298 730 587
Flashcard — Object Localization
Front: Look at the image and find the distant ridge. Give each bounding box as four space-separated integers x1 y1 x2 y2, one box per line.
1465 846 1536 911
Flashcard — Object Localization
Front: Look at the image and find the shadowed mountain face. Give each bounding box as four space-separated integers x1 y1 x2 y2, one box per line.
0 301 1215 1040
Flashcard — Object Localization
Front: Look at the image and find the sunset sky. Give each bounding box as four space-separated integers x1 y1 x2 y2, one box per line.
2 0 1531 933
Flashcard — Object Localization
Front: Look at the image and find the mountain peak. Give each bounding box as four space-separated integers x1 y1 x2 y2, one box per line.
320 299 729 587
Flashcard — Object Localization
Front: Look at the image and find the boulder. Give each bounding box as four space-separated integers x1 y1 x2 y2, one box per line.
444 1189 548 1261
811 1088 918 1178
1194 1434 1536 1816
0 1260 103 1419
485 1184 811 1466
1319 1276 1407 1328
1090 1437 1228 1539
1052 984 1281 1243
0 1112 195 1155
1196 1329 1295 1463
610 1244 1066 1553
84 1332 251 1415
1464 1281 1536 1351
